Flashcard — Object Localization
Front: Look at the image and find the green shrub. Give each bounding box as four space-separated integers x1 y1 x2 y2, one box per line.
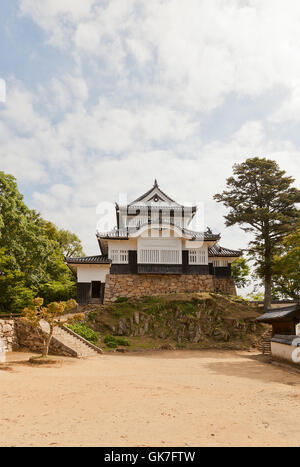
112 310 123 318
87 311 97 321
176 342 187 349
115 297 129 303
68 322 99 344
103 335 131 348
105 340 118 348
116 337 131 347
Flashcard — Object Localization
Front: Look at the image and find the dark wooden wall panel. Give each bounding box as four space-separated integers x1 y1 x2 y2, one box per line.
137 264 182 274
77 283 91 305
110 251 138 275
208 263 231 277
273 321 296 336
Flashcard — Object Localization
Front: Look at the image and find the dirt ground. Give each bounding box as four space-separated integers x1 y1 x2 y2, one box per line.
0 350 300 447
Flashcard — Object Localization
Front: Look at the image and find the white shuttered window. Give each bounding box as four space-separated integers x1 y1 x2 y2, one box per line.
188 249 207 265
139 249 180 264
110 250 129 264
212 260 228 267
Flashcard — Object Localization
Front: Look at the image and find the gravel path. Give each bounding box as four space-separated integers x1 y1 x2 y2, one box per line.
0 350 299 447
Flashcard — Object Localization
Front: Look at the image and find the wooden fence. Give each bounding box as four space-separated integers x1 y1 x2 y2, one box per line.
0 313 22 320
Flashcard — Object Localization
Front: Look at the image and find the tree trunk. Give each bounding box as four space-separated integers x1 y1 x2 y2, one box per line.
264 274 272 310
264 228 272 311
42 328 53 358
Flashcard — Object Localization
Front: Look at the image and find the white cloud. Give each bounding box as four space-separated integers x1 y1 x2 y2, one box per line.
19 0 95 47
270 85 300 123
18 0 300 113
48 74 88 112
3 84 48 135
0 0 298 259
74 23 100 52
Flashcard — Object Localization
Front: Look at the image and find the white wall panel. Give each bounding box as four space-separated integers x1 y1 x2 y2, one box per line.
77 265 110 283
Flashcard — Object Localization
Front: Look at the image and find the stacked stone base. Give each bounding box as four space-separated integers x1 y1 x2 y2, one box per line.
0 320 19 351
215 277 237 296
15 320 78 357
104 274 236 304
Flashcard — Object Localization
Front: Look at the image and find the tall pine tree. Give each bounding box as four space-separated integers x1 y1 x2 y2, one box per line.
214 157 300 309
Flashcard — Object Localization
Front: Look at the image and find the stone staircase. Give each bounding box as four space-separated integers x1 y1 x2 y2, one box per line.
39 319 103 358
257 331 272 355
53 326 103 358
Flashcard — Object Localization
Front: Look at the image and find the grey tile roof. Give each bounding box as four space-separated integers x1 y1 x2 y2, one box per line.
125 204 197 211
65 255 111 264
256 305 300 322
271 335 300 346
97 227 132 239
97 224 221 241
208 245 242 257
183 227 220 241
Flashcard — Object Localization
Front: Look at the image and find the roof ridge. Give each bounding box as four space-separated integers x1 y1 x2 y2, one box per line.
129 183 176 205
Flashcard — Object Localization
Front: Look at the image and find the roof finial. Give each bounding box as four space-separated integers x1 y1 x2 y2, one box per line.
154 179 158 187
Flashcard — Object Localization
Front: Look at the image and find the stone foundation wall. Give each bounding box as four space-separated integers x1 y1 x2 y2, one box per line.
15 320 77 357
104 274 236 303
215 277 237 296
0 319 19 351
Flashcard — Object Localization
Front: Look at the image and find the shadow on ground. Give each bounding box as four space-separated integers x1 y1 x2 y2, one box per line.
206 353 300 386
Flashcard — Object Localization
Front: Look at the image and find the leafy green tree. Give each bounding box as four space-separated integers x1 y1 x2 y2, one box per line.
272 228 300 300
214 157 300 309
21 298 83 357
231 257 250 289
41 221 83 257
246 291 265 302
0 172 84 311
0 249 34 313
38 280 76 304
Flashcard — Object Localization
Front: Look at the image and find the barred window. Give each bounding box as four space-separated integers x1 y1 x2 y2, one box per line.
139 250 180 264
212 260 228 267
188 249 207 265
110 250 129 264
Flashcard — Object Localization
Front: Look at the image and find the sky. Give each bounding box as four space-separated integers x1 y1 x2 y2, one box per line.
0 0 300 283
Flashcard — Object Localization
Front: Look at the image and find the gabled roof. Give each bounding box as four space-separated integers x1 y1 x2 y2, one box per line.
129 179 177 206
65 255 111 265
208 245 243 258
256 305 300 323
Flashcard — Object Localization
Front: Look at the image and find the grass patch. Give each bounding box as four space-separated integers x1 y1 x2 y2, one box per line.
87 311 97 321
115 297 129 303
103 335 131 348
67 322 100 344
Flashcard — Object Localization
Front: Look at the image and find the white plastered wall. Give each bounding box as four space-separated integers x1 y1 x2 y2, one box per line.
77 265 111 283
271 342 300 364
108 239 137 259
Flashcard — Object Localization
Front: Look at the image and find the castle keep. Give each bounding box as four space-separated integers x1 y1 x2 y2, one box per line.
66 181 242 304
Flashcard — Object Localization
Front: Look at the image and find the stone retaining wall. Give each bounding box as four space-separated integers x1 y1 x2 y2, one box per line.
15 320 77 357
215 277 237 296
104 274 236 303
0 319 19 351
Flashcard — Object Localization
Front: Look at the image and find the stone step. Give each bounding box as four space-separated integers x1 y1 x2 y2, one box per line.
258 331 272 355
53 327 98 357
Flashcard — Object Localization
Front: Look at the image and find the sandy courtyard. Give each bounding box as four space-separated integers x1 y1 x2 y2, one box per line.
0 350 300 447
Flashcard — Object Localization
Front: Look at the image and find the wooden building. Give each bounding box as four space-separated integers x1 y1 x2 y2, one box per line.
257 305 300 364
256 305 300 337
